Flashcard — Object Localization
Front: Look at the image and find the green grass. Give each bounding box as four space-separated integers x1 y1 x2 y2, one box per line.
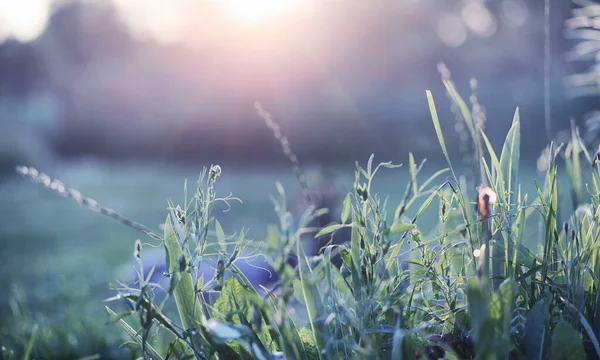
4 74 600 359
0 161 452 358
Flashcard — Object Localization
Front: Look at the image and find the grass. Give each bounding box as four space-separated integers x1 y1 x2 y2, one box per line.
4 69 600 360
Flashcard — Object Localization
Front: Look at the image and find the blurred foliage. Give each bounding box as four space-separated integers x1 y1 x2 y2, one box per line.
0 0 586 164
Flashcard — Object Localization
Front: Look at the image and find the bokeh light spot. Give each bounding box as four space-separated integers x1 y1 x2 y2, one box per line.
436 14 467 47
500 0 529 29
461 2 497 38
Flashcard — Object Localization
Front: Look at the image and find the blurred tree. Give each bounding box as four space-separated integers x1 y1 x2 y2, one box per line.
0 40 45 96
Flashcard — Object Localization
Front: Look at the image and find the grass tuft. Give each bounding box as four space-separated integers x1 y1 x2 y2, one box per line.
9 73 600 360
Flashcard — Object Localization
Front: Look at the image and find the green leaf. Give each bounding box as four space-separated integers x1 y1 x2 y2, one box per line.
426 90 454 173
339 246 351 267
163 215 207 347
106 310 134 324
23 324 38 360
390 222 415 234
480 129 505 195
499 108 520 203
550 321 585 360
214 277 251 320
315 223 345 238
525 299 549 360
367 153 375 176
489 293 502 322
297 327 320 360
297 241 327 358
215 219 226 252
466 279 489 347
350 215 362 295
497 279 516 346
106 306 162 360
341 194 351 224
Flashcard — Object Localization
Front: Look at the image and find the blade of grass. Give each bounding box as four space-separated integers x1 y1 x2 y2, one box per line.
23 324 38 360
499 108 520 204
297 239 328 359
426 90 456 180
106 307 163 360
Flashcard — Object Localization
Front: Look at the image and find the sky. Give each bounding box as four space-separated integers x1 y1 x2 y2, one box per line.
0 0 530 46
0 0 319 44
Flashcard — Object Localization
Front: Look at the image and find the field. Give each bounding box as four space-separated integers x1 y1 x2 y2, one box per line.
0 155 557 358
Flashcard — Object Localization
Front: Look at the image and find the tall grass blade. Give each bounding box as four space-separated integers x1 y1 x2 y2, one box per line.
426 90 455 178
480 130 504 191
23 324 38 360
499 108 520 203
297 240 327 358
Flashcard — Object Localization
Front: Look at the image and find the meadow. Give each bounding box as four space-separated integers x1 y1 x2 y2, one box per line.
1 0 599 358
0 158 439 356
2 81 594 359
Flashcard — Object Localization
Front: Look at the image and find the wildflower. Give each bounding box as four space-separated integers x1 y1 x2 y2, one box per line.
592 145 600 167
476 185 497 218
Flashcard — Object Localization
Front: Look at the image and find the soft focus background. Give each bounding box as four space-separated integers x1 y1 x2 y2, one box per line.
0 0 599 357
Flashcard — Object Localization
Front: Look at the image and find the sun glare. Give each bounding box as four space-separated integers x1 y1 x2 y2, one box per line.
0 0 50 43
221 0 302 23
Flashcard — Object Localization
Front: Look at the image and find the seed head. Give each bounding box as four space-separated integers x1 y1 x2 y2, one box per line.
134 239 142 260
210 165 222 182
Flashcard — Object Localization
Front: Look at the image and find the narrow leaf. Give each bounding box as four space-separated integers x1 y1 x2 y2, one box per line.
315 223 345 238
499 108 520 203
215 219 226 252
426 90 454 172
390 223 416 234
297 241 327 358
341 194 351 224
